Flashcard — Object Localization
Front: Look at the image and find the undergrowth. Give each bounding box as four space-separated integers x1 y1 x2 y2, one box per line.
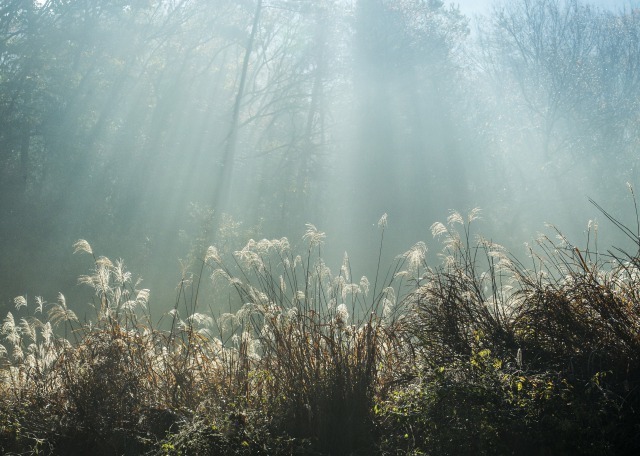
2 195 640 455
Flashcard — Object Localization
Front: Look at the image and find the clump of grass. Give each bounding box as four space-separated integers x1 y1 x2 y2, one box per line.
3 200 640 455
397 198 640 454
0 241 228 454
201 217 413 454
0 217 414 455
408 208 520 366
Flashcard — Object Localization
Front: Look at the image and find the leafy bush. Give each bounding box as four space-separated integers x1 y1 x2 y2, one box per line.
402 205 640 455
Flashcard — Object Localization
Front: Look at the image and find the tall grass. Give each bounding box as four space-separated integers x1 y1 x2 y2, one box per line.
199 218 413 454
394 203 640 455
2 202 640 455
0 215 413 455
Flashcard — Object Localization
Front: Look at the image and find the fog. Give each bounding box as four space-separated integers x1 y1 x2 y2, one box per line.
1 0 638 316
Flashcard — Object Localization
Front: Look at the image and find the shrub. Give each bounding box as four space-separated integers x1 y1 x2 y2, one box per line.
404 205 640 454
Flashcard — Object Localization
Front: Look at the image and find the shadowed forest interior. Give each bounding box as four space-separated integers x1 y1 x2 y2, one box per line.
2 0 639 310
1 0 640 455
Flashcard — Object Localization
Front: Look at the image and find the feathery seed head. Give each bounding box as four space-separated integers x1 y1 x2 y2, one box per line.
237 302 259 322
95 256 113 269
378 213 388 229
136 288 150 305
19 318 35 343
73 239 93 255
211 268 231 285
303 223 326 247
41 322 53 346
256 238 272 253
275 237 290 254
335 303 349 327
122 299 137 312
113 259 131 285
14 296 27 310
431 222 447 237
286 307 298 320
248 288 269 305
360 276 370 295
341 283 360 301
47 293 78 327
77 274 94 287
468 207 482 222
2 312 17 342
403 242 427 272
341 252 350 281
12 345 24 361
447 210 464 226
205 245 221 264
187 312 214 327
382 297 395 320
35 296 45 313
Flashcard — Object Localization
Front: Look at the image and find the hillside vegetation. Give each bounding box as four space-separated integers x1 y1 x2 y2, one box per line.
2 203 640 456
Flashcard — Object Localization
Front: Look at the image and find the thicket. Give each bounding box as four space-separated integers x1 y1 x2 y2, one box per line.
2 204 640 455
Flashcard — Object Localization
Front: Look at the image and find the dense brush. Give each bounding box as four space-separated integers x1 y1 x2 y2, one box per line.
2 203 640 455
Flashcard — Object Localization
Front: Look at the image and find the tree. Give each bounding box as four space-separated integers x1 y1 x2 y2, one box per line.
347 0 470 241
482 0 640 165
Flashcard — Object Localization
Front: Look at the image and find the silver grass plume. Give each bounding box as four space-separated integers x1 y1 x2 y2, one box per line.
402 242 427 273
14 296 27 310
335 303 349 327
218 312 239 333
73 239 93 255
360 276 370 295
303 223 326 247
186 312 214 328
136 288 150 306
378 213 388 229
48 293 78 327
204 245 221 264
294 290 305 304
431 222 448 238
382 287 396 320
35 296 45 314
341 252 350 281
341 283 360 301
447 210 464 225
19 318 36 343
123 288 150 311
113 259 131 286
41 322 53 347
2 312 20 346
468 207 482 223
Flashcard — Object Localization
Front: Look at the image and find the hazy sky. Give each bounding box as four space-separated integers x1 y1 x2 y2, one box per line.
454 0 637 16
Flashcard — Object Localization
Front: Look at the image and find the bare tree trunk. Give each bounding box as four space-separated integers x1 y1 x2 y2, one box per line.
19 130 30 191
292 11 327 225
212 0 263 216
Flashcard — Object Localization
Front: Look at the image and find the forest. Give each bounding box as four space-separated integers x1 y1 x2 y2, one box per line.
1 0 640 454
